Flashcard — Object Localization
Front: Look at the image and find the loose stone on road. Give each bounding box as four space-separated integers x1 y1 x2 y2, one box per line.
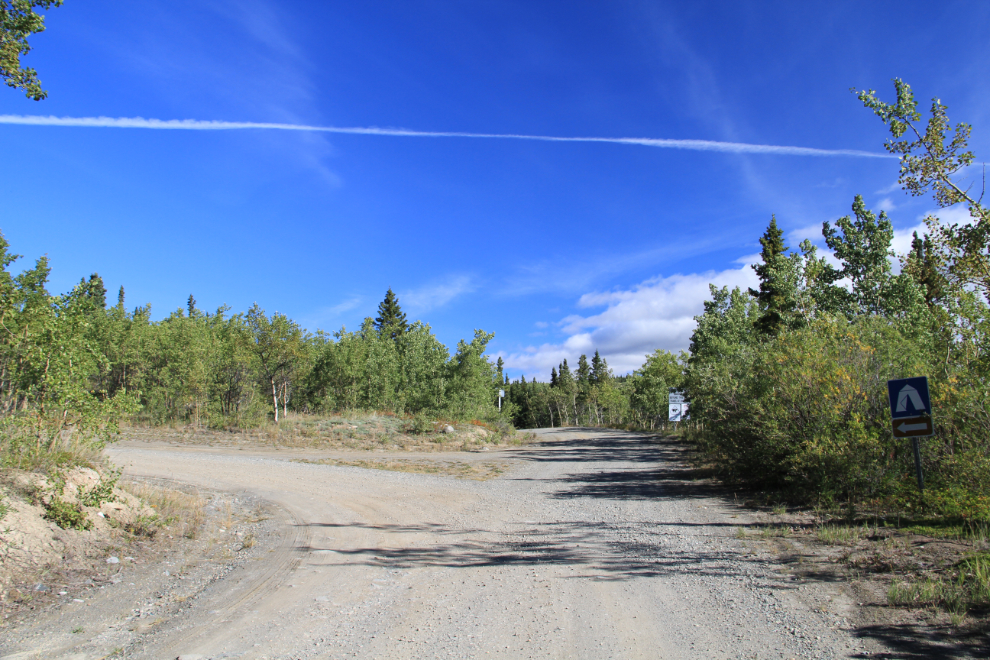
2 428 878 658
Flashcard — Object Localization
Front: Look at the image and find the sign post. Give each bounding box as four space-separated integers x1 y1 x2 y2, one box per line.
887 377 933 492
498 389 504 412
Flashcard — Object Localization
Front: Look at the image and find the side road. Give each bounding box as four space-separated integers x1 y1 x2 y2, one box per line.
3 429 887 659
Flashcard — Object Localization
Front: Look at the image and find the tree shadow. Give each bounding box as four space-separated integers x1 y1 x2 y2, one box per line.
295 518 792 583
849 622 990 658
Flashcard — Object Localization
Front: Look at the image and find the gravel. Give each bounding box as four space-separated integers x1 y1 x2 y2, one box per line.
0 428 886 659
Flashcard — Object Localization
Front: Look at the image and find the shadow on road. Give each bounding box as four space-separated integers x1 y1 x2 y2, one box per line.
850 623 990 659
515 429 730 502
295 518 784 583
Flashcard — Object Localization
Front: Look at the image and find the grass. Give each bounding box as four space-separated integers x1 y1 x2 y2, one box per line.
292 457 508 480
816 522 874 545
888 553 990 614
120 480 206 539
758 524 790 539
121 411 536 453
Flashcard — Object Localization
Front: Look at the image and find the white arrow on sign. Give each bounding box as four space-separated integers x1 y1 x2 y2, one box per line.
898 421 929 433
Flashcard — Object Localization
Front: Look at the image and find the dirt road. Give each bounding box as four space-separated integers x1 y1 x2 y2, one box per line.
2 429 880 659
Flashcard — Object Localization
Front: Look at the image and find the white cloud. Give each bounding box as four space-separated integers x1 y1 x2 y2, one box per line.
877 197 896 212
501 263 758 378
401 275 476 314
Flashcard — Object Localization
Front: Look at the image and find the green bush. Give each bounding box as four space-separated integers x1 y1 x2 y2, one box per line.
43 496 91 530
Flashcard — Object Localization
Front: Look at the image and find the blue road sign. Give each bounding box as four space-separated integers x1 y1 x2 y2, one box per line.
887 377 931 418
887 376 933 439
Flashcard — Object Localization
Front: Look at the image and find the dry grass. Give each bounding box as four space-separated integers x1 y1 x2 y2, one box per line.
293 457 509 480
121 411 537 453
120 480 206 539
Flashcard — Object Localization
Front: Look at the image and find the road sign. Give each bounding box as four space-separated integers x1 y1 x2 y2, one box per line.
887 377 933 437
887 376 932 492
668 402 690 422
892 416 933 438
669 389 686 404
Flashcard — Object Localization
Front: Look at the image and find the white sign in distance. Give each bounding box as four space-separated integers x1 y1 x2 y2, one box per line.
668 403 689 422
669 392 686 404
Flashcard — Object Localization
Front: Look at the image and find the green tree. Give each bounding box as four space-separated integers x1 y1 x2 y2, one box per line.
1 1 63 100
749 216 799 335
590 350 611 384
246 304 304 422
630 349 683 430
374 288 409 339
857 79 990 298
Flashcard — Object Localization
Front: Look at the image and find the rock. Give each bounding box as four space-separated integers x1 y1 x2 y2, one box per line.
33 583 48 592
443 425 455 434
106 556 120 564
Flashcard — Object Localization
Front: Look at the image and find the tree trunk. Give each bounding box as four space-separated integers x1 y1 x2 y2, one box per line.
271 377 279 423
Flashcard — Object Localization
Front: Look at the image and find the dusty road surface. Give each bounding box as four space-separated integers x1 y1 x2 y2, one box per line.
2 428 881 659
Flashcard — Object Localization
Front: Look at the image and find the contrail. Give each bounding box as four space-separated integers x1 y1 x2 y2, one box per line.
0 114 892 158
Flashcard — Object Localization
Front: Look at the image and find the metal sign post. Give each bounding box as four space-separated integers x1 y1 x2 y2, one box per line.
887 377 933 492
498 389 504 412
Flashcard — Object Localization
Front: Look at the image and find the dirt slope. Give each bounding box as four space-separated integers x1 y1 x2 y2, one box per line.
1 429 889 659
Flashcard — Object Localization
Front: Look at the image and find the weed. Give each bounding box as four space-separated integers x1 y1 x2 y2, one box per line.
121 481 205 539
43 496 91 530
735 526 747 539
816 522 872 545
759 525 789 539
0 494 9 523
71 626 84 633
771 504 787 516
80 471 119 508
887 553 990 614
240 533 255 550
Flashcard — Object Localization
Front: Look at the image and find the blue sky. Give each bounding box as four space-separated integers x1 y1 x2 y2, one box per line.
2 1 988 378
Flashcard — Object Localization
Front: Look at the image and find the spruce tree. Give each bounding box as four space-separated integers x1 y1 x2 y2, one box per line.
550 367 558 387
748 216 794 335
374 288 409 339
575 354 591 386
187 294 197 317
83 273 107 308
591 350 610 384
117 285 125 309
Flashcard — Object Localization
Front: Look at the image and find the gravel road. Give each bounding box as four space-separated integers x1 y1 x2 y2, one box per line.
2 428 884 659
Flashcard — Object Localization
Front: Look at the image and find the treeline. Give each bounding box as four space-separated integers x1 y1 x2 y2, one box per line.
681 81 990 513
0 256 510 454
505 349 685 431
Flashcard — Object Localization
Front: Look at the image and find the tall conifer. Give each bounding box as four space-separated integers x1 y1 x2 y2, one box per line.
748 216 793 335
374 288 409 339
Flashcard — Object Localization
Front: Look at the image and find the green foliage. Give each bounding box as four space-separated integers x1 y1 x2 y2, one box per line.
0 1 63 100
679 80 990 519
374 288 409 339
43 495 91 530
80 471 118 508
